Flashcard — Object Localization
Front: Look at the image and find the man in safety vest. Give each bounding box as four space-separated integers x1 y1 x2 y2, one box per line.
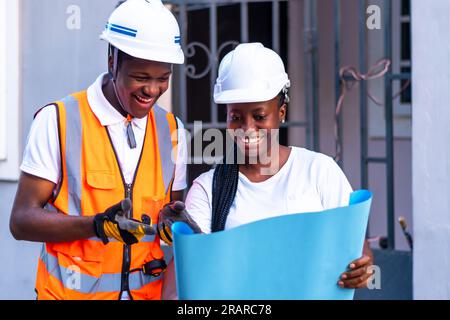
10 0 198 300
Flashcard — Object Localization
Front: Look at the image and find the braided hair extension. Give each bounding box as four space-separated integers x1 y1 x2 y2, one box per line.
211 145 239 232
211 87 290 233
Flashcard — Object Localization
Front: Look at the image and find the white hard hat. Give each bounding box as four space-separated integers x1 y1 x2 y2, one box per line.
214 43 290 104
100 0 184 64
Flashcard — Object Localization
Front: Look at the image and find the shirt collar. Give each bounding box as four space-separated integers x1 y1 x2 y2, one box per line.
87 73 148 130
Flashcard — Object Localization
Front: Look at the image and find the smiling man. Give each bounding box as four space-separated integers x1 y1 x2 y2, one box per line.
9 0 188 300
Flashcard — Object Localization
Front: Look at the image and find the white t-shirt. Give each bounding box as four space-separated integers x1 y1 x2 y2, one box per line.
185 147 353 234
21 73 187 189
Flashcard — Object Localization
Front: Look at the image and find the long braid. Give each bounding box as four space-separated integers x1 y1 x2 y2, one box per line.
211 146 239 232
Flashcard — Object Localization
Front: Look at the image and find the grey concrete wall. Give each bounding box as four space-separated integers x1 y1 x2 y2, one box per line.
21 0 118 143
0 0 118 299
2 0 178 299
0 182 40 299
412 0 450 299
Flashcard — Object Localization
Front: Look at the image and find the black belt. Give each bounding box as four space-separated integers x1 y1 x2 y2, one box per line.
129 259 167 278
143 259 167 277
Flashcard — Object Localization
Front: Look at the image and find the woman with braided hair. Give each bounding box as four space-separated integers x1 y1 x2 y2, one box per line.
183 43 374 290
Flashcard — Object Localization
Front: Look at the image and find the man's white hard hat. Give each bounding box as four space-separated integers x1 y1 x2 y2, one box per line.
100 0 184 64
214 43 290 104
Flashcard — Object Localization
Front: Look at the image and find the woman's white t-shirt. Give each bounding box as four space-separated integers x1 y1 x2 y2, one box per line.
185 147 353 234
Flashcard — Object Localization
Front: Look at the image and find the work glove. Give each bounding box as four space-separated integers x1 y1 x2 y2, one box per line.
94 199 155 245
157 201 202 246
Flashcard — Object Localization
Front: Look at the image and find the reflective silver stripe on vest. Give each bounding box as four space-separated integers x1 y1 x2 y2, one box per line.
40 244 161 294
62 95 82 216
87 235 156 243
153 105 176 194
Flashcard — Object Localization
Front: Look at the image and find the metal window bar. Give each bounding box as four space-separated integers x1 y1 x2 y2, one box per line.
384 0 396 250
167 0 313 141
240 0 249 43
358 0 368 193
334 0 343 168
169 1 413 251
304 0 319 151
177 1 188 124
272 0 280 54
210 0 218 125
333 0 412 250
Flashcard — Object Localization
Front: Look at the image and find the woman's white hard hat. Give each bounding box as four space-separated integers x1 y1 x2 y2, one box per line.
214 43 290 104
100 0 184 64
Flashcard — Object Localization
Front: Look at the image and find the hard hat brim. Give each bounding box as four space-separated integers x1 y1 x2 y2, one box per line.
214 87 282 105
101 32 185 65
214 78 290 105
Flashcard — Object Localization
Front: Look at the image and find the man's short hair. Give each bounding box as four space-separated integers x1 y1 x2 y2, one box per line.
109 45 134 77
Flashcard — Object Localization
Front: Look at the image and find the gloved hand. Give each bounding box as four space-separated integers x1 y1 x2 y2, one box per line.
94 199 155 245
157 201 202 245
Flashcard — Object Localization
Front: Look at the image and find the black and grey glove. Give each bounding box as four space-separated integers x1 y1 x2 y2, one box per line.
94 199 155 245
157 201 202 245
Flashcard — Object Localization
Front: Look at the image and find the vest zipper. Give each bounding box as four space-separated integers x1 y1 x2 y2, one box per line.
125 184 132 205
121 183 133 297
105 118 148 300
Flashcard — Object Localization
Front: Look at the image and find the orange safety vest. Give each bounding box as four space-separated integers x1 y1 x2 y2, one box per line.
35 91 178 300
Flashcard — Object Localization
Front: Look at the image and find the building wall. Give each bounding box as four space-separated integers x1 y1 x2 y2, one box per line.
0 182 40 299
0 0 177 299
412 0 450 299
0 0 120 299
